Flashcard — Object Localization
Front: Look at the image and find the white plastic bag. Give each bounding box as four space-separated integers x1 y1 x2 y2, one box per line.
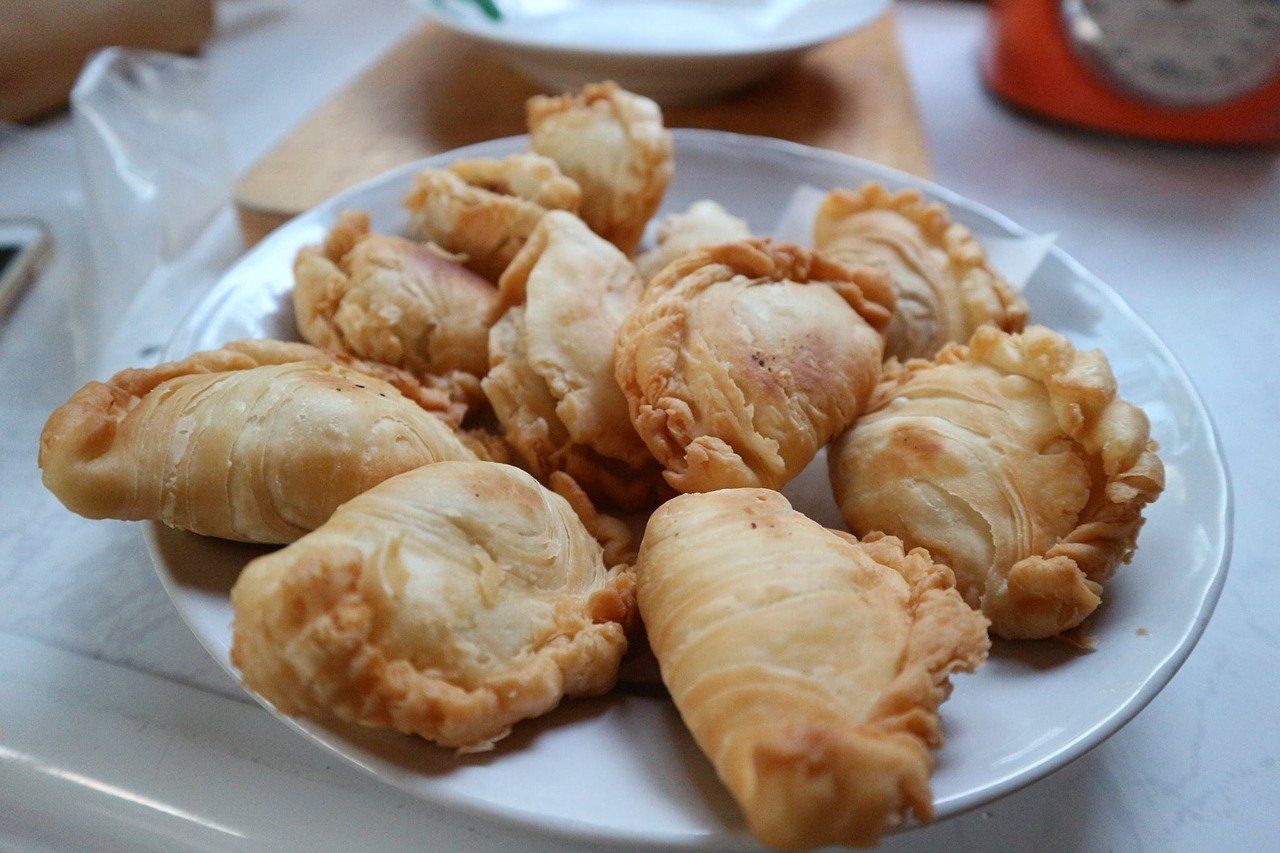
71 47 244 378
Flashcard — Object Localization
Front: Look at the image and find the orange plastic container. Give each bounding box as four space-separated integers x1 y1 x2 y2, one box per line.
981 0 1280 144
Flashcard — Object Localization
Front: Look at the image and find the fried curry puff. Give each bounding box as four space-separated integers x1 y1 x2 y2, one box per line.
231 461 634 750
615 239 894 493
635 489 988 848
39 340 475 543
830 325 1164 640
814 183 1028 360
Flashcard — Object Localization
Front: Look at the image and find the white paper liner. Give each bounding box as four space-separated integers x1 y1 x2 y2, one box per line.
770 182 1055 290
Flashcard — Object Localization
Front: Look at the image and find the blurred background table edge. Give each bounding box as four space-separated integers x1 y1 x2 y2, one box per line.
233 11 930 246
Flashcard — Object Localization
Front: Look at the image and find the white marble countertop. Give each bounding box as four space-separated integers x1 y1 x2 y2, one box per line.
1 0 1275 849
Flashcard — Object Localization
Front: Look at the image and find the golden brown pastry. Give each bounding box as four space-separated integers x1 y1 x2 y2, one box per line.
548 471 636 570
293 210 498 380
231 460 634 750
635 199 752 281
829 324 1165 640
814 183 1029 360
614 239 894 493
635 489 989 849
527 81 673 256
39 339 476 544
403 152 581 281
483 211 664 509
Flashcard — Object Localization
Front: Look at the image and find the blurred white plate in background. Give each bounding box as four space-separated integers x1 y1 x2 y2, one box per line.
413 0 890 103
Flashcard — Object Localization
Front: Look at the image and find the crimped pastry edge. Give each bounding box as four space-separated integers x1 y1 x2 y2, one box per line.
634 490 988 848
855 324 1165 639
815 182 1030 357
614 238 893 492
526 80 673 256
232 549 635 751
229 462 636 751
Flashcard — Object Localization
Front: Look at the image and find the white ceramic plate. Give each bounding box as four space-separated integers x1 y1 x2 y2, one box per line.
412 0 889 104
152 131 1231 848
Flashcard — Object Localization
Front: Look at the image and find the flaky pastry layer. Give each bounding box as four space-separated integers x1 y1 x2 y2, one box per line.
815 183 1029 360
403 152 580 281
635 489 989 848
294 210 497 381
527 81 673 255
635 199 752 281
231 461 634 750
39 339 475 543
614 238 893 492
830 324 1165 640
483 211 665 509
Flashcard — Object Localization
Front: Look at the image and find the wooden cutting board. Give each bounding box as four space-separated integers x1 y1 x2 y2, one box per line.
234 11 931 246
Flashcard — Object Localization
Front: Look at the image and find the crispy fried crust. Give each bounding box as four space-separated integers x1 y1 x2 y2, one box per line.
830 324 1165 640
635 489 989 848
527 81 673 255
815 183 1029 360
614 238 894 493
38 339 476 543
548 471 636 571
230 461 634 750
403 153 581 282
635 199 752 281
293 210 498 381
483 211 666 509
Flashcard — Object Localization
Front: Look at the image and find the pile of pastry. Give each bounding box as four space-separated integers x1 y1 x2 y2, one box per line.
38 82 1165 849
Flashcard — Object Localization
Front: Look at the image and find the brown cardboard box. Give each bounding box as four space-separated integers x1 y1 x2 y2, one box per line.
0 0 214 122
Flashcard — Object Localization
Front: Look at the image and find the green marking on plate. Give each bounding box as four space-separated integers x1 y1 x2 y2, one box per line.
431 0 502 21
474 0 502 20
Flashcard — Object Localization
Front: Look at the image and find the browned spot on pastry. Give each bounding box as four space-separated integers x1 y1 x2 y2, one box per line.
893 423 947 459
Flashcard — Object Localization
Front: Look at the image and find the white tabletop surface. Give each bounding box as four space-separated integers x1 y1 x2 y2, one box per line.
1 0 1275 849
